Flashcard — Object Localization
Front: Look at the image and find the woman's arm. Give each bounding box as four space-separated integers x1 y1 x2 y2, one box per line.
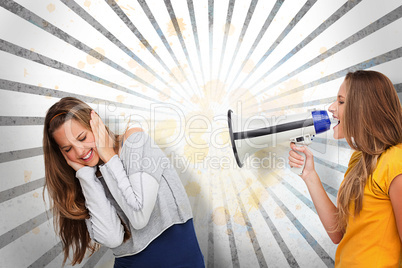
303 171 344 243
90 112 166 230
389 174 402 243
99 155 160 229
98 131 166 230
76 166 124 248
289 143 343 243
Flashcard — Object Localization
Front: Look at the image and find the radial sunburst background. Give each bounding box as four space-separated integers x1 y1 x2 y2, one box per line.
1 0 402 267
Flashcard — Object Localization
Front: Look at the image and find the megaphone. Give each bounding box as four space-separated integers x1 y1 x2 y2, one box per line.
227 109 334 174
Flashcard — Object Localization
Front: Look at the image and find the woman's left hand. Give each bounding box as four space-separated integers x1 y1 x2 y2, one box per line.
90 110 116 163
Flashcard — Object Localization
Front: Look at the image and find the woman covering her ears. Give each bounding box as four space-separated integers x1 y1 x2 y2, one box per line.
289 70 402 267
43 97 205 267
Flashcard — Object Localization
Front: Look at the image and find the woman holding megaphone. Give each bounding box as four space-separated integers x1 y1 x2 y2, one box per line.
289 70 402 267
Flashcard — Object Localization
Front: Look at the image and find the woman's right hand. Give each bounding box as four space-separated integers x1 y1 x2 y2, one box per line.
61 151 85 171
289 142 316 181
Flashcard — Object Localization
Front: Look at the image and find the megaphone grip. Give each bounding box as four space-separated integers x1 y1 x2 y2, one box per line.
291 144 305 175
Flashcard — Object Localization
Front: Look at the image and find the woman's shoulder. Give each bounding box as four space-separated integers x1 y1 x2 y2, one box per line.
374 143 402 176
122 127 144 144
380 143 402 163
119 128 146 154
120 128 160 153
373 143 402 189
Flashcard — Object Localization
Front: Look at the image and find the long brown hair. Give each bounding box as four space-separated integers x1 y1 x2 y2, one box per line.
43 97 130 265
336 70 402 233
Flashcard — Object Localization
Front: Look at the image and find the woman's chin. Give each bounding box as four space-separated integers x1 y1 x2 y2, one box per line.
85 155 100 167
333 132 338 139
333 132 345 140
332 126 344 140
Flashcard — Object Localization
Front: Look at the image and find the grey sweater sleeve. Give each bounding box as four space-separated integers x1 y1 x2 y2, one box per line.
99 132 167 230
76 166 124 248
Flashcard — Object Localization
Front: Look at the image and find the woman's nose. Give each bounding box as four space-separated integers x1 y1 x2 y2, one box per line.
328 102 336 113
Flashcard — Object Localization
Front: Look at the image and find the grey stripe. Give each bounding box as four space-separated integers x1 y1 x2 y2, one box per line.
312 137 351 150
255 82 400 116
59 0 183 103
0 79 146 111
260 46 402 104
0 116 170 128
208 0 214 81
270 171 317 215
98 0 194 100
395 83 402 93
0 115 157 126
0 0 168 101
0 39 155 107
257 6 402 99
216 0 236 85
277 143 348 172
321 182 338 198
314 156 348 173
0 146 43 163
82 246 109 268
236 0 318 90
247 0 363 93
0 117 171 162
218 176 240 267
104 0 174 81
267 187 334 267
227 0 284 90
187 0 206 85
0 210 51 250
231 178 268 267
164 0 200 95
0 116 44 126
207 178 214 267
247 174 299 267
132 0 196 96
0 177 45 204
27 241 62 268
223 0 258 86
256 96 335 113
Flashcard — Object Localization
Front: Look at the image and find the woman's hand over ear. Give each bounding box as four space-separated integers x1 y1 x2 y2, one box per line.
90 111 116 163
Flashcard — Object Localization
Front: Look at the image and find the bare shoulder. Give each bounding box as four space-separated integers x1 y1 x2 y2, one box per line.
390 174 402 193
123 127 144 143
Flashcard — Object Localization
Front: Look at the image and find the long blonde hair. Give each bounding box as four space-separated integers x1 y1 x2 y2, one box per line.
43 97 130 265
336 70 402 233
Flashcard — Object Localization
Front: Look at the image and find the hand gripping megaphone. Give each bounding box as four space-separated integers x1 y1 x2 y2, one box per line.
227 109 334 175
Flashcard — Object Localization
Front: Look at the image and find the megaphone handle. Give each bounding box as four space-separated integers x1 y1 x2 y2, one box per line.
291 144 305 175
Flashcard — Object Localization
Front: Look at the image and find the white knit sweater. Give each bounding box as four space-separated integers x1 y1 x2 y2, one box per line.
76 132 193 257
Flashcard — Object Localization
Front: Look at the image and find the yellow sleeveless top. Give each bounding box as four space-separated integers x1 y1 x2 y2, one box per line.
335 144 402 267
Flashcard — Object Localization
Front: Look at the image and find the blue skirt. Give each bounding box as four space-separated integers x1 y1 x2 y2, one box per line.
114 219 205 268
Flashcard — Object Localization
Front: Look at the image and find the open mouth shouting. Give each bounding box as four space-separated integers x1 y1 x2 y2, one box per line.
333 116 340 129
